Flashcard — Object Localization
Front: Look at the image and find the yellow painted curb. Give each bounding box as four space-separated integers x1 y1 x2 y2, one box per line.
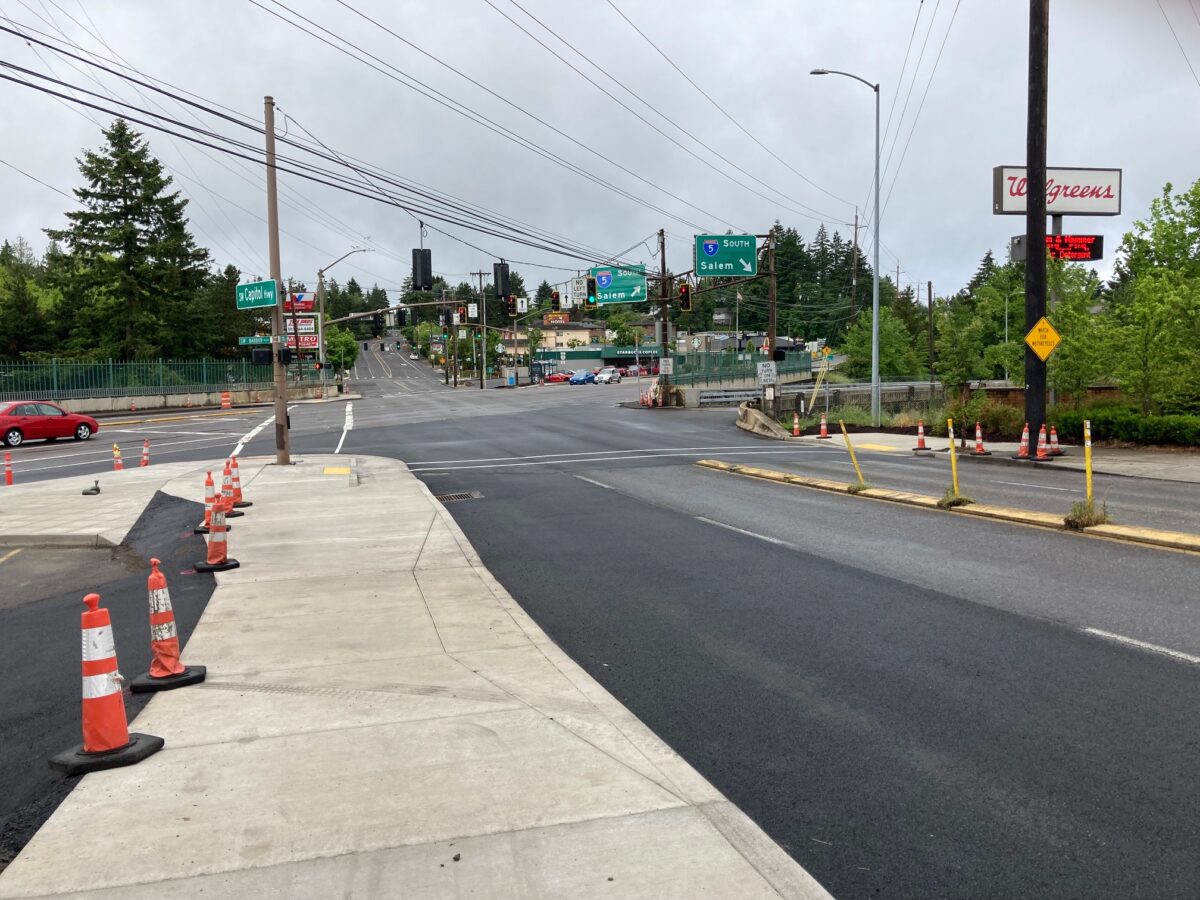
1083 523 1200 553
694 460 1200 554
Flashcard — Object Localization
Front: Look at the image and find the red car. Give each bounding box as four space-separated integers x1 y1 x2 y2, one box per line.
544 372 571 383
1 401 99 447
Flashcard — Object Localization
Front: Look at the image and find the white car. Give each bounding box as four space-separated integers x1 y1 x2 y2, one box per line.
595 366 622 384
409 352 419 360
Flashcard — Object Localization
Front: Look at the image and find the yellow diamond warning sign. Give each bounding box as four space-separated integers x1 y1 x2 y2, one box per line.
1025 316 1061 362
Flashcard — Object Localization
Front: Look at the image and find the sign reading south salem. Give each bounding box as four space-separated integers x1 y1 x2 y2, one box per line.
588 264 647 304
695 235 758 276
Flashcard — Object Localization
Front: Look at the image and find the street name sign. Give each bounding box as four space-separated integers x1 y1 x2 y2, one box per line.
589 264 648 304
236 279 278 310
1025 316 1062 362
238 335 272 346
695 235 758 277
757 361 778 385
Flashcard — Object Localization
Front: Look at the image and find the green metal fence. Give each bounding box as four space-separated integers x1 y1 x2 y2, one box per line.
670 351 812 387
0 358 321 402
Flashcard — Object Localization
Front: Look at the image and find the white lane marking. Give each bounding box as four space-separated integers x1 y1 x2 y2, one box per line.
573 474 614 490
1083 628 1200 665
16 436 247 476
410 447 829 472
410 444 811 465
334 402 354 454
990 479 1078 493
0 548 23 565
695 516 796 549
377 354 393 378
233 415 274 458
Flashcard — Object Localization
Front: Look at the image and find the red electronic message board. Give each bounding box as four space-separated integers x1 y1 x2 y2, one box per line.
1045 234 1103 261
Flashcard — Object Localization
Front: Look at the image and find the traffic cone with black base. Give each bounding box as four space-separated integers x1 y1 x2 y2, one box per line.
913 420 932 456
230 455 251 507
971 422 992 456
194 471 215 535
1013 423 1031 459
816 412 831 439
1035 424 1050 460
130 559 206 692
1048 426 1065 456
195 495 239 572
49 593 164 775
220 461 244 518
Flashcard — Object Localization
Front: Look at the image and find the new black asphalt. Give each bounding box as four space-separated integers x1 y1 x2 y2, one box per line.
0 493 214 873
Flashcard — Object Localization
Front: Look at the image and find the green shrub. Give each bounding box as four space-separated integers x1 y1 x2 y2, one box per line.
940 391 1025 440
1052 403 1200 446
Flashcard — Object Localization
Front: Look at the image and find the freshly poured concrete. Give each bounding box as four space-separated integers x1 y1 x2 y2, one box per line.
0 455 830 899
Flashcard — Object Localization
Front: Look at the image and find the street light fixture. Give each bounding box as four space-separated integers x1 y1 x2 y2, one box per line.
811 67 881 426
317 247 372 386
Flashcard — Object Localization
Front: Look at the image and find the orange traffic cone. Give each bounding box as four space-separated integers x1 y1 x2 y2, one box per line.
130 399 136 413
792 411 800 437
1048 426 1065 456
972 421 992 456
196 493 239 572
230 456 251 508
3 451 12 486
220 460 244 518
49 593 164 775
140 439 150 467
220 391 232 409
185 394 193 409
1014 422 1031 459
913 420 931 454
112 443 123 471
1035 424 1050 459
130 559 206 692
194 471 222 535
816 412 832 439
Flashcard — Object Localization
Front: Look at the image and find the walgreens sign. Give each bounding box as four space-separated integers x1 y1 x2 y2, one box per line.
993 166 1121 216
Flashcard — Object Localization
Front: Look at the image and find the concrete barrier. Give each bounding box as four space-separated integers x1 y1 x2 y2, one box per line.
55 383 330 415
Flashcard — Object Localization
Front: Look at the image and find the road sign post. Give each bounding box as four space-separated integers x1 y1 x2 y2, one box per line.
695 235 758 277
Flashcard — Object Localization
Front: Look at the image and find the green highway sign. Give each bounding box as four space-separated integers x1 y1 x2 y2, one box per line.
238 335 272 346
695 235 758 277
236 278 278 310
589 264 648 304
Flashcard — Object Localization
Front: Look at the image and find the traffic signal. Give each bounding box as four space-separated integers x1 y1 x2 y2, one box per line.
412 248 433 291
505 296 517 316
551 290 560 311
585 277 597 306
396 308 407 327
493 262 510 298
457 305 467 320
678 282 692 312
314 361 324 370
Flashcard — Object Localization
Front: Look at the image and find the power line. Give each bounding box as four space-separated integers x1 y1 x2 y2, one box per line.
1157 0 1200 88
0 154 72 199
601 0 854 210
879 2 926 168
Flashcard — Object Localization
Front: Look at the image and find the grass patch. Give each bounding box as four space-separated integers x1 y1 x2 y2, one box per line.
937 488 974 509
1064 498 1110 530
846 482 871 494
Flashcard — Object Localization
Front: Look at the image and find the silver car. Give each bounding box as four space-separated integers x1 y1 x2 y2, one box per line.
595 366 622 384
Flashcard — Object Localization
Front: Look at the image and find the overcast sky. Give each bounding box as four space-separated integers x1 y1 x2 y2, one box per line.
1 0 1198 302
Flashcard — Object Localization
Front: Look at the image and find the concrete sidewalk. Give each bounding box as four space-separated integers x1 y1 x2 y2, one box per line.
0 456 829 899
789 430 1200 483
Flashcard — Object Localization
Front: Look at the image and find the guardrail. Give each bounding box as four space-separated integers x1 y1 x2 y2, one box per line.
698 388 761 406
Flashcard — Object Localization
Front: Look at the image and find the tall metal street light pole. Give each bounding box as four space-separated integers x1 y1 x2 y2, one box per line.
811 67 881 425
317 247 372 388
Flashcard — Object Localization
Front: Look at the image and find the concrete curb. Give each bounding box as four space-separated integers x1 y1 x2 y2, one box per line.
0 533 117 549
695 459 1200 555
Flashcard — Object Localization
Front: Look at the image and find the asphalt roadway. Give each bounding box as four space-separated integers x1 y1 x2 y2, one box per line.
5 352 1200 898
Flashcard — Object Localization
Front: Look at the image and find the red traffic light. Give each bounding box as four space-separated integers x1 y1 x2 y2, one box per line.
678 282 692 311
457 305 467 318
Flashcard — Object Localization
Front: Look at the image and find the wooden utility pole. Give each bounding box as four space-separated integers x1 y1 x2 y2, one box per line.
850 211 859 315
927 280 935 389
473 271 488 389
658 229 670 402
263 96 289 465
1024 0 1050 446
767 228 777 358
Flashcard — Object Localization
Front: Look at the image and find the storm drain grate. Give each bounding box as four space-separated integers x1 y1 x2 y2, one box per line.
435 491 482 503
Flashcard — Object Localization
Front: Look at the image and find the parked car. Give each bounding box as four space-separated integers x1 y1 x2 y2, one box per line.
595 367 622 384
544 371 571 383
616 367 630 377
568 370 596 385
1 401 99 447
409 352 419 360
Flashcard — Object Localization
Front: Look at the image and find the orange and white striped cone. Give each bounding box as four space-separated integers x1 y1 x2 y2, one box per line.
792 411 800 437
1035 424 1050 459
185 394 192 409
816 412 832 439
1013 423 1031 459
971 421 992 456
140 439 150 467
3 451 12 486
1048 426 1065 456
195 494 239 572
131 559 206 692
112 443 123 471
194 471 223 535
230 455 251 507
130 399 136 413
220 460 244 517
220 391 232 409
48 593 164 775
912 420 932 454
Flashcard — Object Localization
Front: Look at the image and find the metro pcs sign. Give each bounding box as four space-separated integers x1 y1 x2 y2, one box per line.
993 166 1121 216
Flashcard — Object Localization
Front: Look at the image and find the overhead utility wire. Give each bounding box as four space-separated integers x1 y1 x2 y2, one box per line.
1157 0 1200 88
601 0 853 210
0 154 72 198
493 0 842 224
879 1 925 169
253 0 729 232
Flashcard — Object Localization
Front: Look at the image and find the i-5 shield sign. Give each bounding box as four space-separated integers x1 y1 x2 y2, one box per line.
588 264 647 304
695 235 758 277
